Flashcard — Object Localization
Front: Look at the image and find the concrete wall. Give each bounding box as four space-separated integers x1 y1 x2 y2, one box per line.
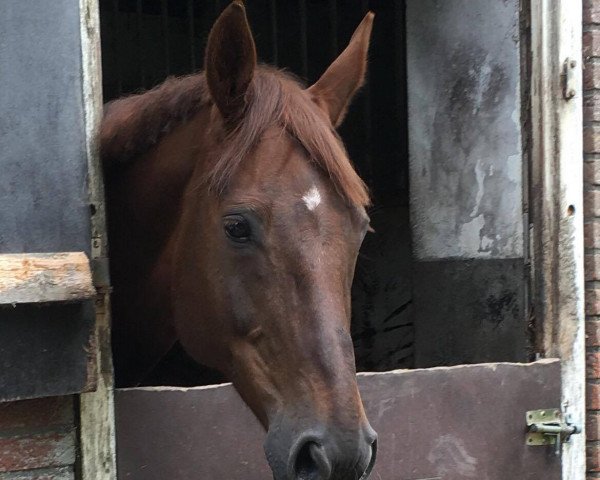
407 0 528 366
408 0 523 260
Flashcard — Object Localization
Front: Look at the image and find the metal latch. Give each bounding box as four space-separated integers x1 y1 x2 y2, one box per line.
526 409 581 455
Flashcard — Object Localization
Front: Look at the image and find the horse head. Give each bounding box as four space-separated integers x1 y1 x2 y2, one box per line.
106 2 377 478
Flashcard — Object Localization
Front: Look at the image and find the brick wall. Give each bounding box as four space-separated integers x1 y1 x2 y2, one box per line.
585 1 600 478
0 397 77 479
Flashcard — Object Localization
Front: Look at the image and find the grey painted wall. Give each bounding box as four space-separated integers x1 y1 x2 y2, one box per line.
408 0 523 261
0 1 90 254
0 1 94 400
407 0 528 366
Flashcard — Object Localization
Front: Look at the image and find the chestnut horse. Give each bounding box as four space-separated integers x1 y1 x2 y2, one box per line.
102 2 376 479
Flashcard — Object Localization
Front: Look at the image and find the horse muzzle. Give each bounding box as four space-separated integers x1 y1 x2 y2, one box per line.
264 422 378 480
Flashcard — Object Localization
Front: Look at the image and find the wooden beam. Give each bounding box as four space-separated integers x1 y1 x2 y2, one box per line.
78 0 118 477
0 252 95 305
531 1 585 477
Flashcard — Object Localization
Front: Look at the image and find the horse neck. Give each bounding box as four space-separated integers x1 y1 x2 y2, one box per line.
107 109 211 251
107 110 213 386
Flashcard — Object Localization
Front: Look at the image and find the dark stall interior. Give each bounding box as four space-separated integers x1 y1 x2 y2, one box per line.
100 0 530 387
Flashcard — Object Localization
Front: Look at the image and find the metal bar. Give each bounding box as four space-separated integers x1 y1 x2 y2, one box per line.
269 0 278 65
215 0 223 15
395 0 408 200
530 424 580 435
328 0 338 56
361 0 372 181
299 0 308 79
187 0 196 71
162 0 171 76
112 0 122 95
136 0 146 88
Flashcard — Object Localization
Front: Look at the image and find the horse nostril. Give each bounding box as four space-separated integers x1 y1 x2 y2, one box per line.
293 441 331 480
294 442 318 479
359 438 378 480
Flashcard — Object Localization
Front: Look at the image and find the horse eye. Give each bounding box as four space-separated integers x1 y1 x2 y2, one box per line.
223 216 252 243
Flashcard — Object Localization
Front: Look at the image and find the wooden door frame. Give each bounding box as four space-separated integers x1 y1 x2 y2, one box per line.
78 0 117 479
530 0 586 478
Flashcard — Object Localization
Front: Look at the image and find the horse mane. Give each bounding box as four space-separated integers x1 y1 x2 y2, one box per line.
101 66 370 207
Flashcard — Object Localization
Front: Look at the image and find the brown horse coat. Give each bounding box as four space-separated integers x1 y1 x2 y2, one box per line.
102 3 376 479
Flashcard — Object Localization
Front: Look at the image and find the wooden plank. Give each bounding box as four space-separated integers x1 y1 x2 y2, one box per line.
78 0 118 477
0 253 94 305
79 294 116 480
530 1 586 478
115 360 561 480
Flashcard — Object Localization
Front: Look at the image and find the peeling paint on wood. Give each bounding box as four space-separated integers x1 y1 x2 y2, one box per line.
77 0 118 478
0 432 76 473
0 397 73 433
530 1 586 478
0 466 75 480
0 253 94 305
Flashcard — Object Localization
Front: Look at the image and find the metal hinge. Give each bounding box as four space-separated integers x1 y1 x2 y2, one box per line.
91 233 111 291
562 58 577 100
91 256 111 291
526 409 581 456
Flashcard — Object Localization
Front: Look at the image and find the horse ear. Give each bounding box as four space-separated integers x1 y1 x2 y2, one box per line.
308 12 374 127
205 1 257 123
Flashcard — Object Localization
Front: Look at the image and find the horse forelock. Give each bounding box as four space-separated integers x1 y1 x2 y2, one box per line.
100 66 370 208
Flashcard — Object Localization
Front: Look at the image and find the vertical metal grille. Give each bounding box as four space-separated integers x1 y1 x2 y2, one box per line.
136 0 146 88
111 0 123 95
187 0 196 71
298 0 308 78
161 0 170 76
268 0 278 65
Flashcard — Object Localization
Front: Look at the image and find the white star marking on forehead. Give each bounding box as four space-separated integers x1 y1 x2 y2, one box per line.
302 185 322 211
